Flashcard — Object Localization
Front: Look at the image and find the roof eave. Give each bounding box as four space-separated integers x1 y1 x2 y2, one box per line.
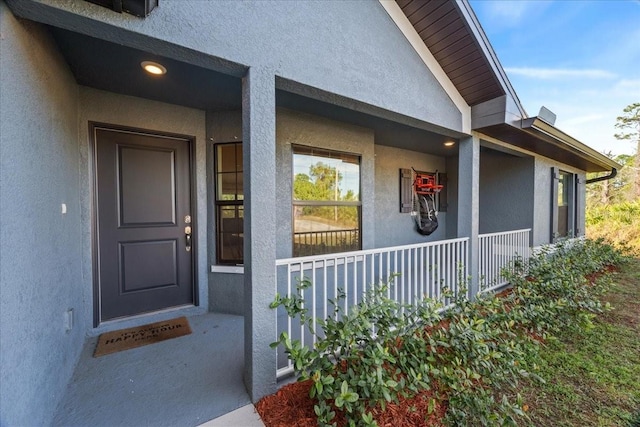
522 117 622 171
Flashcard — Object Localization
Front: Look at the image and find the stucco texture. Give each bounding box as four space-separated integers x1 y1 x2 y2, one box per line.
0 8 83 426
7 0 463 134
374 145 447 246
479 148 534 236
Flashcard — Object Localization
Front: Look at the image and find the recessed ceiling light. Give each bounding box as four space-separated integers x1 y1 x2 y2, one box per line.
444 141 455 147
141 61 166 75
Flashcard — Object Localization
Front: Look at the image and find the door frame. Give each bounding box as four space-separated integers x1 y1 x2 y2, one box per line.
89 122 198 327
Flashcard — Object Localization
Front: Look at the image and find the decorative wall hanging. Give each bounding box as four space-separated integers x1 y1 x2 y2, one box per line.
399 168 445 235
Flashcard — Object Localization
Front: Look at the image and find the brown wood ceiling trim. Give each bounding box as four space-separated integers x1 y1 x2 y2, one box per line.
397 0 506 107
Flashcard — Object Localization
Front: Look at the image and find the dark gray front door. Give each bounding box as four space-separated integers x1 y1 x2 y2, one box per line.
94 126 195 322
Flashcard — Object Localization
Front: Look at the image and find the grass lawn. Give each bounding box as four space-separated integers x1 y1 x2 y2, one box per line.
521 258 640 427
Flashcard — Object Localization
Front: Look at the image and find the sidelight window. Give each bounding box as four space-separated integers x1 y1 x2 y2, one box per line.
214 142 243 264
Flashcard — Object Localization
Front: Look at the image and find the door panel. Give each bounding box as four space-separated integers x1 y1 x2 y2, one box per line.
119 240 178 293
119 146 176 226
94 126 194 322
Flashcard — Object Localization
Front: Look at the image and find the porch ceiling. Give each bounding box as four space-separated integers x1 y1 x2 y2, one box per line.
49 27 242 111
50 26 459 157
277 91 459 157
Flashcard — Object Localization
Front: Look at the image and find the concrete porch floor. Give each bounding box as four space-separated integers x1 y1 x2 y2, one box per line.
53 313 252 427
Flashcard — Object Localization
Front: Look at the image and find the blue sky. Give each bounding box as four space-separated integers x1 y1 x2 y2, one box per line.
469 0 640 156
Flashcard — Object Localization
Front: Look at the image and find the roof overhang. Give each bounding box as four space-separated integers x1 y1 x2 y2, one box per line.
396 0 618 173
522 117 621 172
476 117 621 173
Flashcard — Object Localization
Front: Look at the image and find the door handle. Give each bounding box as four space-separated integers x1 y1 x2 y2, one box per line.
185 226 192 252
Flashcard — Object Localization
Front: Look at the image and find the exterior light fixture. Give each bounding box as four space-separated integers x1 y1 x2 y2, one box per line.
141 61 166 75
444 141 455 147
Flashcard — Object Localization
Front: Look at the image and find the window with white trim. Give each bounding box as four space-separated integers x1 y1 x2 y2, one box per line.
214 142 243 264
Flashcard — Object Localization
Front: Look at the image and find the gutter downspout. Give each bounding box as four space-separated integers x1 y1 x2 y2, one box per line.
586 168 617 184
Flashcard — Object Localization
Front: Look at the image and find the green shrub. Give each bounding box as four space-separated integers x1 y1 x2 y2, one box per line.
270 239 623 426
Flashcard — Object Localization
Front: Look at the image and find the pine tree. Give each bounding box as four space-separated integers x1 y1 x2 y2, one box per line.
614 102 640 200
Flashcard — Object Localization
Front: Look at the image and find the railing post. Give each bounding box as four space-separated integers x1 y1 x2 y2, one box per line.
457 135 480 299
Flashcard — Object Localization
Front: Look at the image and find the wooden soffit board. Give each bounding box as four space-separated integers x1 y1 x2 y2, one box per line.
396 0 505 106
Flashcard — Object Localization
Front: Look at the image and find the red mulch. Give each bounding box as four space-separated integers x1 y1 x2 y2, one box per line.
585 264 618 284
256 379 447 427
256 380 318 427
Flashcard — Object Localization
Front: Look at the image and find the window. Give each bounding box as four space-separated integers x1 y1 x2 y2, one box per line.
214 143 243 264
552 168 581 240
556 171 571 238
292 146 361 257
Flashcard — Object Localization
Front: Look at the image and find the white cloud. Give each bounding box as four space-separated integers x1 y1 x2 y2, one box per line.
613 79 640 92
482 1 534 22
473 0 555 29
505 67 617 80
563 114 607 126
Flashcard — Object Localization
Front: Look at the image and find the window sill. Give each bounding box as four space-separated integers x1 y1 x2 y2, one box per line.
210 265 244 274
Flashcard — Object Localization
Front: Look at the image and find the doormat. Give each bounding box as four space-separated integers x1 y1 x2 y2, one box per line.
94 316 192 357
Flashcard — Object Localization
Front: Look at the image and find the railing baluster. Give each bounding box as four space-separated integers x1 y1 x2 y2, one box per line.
334 255 338 321
323 258 328 322
312 260 317 346
299 261 305 349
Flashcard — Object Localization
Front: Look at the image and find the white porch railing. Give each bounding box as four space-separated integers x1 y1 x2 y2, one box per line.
274 230 531 378
274 237 469 379
478 228 531 293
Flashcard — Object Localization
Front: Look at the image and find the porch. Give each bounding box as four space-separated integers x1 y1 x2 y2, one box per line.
53 313 250 427
275 228 531 379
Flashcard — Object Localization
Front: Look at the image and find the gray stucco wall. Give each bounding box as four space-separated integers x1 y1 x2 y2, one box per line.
374 145 447 246
7 0 463 135
0 9 83 426
445 156 459 239
479 149 534 235
78 87 208 333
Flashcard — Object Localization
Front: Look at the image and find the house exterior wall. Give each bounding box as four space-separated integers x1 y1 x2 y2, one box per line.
533 157 554 247
77 87 209 333
479 149 535 235
445 156 459 239
374 145 447 246
7 0 463 135
532 156 585 247
0 8 83 426
208 109 454 312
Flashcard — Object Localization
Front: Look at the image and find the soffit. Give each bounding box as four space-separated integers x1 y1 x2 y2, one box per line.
476 123 620 173
396 0 505 106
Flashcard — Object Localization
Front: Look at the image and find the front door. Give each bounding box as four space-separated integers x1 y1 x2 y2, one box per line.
93 125 195 323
